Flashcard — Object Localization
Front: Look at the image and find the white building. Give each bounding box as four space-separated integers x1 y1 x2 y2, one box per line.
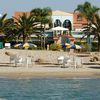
52 10 73 30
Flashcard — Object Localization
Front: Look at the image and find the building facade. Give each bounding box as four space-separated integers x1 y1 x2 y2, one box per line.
14 11 88 31
13 11 88 44
52 10 73 31
73 12 88 31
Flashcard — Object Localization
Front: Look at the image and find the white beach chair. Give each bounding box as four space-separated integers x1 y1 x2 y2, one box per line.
62 56 75 68
64 56 83 69
57 56 64 63
10 55 25 67
74 57 83 68
57 56 64 67
26 55 32 67
57 56 72 68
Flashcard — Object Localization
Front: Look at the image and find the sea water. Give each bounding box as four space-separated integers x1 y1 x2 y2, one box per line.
0 77 100 100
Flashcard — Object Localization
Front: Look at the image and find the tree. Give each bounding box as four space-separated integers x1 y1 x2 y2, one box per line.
74 1 100 24
0 13 7 33
31 7 52 48
14 13 37 43
81 15 100 51
91 14 100 51
74 1 100 51
31 7 52 30
0 13 16 42
4 18 18 41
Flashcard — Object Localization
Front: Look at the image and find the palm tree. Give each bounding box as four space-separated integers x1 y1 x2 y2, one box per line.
0 13 8 35
74 1 100 51
82 14 100 51
0 13 16 42
31 7 52 30
14 13 37 43
4 18 18 41
91 14 100 51
31 7 52 48
74 1 100 24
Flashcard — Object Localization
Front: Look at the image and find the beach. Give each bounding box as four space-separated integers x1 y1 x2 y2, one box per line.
0 65 100 78
0 49 100 79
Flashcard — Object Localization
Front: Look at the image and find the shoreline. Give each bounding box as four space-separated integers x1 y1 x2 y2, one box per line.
0 65 100 79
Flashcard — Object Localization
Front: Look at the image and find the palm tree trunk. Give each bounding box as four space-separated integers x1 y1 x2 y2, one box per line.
40 36 43 49
23 35 28 43
43 25 46 49
98 34 100 51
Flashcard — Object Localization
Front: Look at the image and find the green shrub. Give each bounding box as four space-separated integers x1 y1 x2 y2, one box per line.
91 42 98 51
49 43 61 51
74 41 81 45
28 46 37 50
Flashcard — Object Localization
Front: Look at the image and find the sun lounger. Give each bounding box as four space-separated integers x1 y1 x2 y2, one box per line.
57 55 83 68
74 57 83 68
57 56 74 68
62 58 73 68
5 51 32 67
57 56 65 67
10 55 24 67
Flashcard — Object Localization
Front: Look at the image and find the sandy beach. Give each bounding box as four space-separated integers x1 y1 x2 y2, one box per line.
0 66 100 78
0 49 100 79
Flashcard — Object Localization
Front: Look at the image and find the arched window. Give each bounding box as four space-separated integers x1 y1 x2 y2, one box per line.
54 19 62 27
63 19 72 31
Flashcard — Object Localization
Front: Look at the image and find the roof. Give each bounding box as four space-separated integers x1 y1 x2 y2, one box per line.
14 11 30 22
52 10 73 16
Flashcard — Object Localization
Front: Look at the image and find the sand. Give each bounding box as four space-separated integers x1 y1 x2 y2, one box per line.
0 65 100 79
0 49 100 79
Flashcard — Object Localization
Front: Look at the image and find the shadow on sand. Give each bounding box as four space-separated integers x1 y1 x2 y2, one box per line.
88 66 100 69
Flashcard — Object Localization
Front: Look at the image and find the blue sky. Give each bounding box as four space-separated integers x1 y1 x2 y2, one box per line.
0 0 100 18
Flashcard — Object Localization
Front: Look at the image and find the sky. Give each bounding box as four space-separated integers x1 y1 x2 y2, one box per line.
0 0 100 18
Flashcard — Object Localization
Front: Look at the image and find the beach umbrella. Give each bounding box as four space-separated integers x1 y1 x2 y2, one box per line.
61 43 71 48
65 43 71 46
23 43 37 48
50 26 69 31
65 43 71 48
14 43 23 47
70 44 82 49
61 43 70 46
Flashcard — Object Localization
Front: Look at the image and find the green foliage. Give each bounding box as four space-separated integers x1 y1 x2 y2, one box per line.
74 41 81 45
28 46 37 50
0 14 16 42
13 13 37 43
74 1 100 22
31 7 52 30
91 42 98 51
36 46 44 50
75 1 100 51
80 41 98 52
49 43 61 51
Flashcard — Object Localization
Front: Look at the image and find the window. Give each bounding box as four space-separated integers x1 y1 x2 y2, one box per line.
63 19 72 31
54 19 62 27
